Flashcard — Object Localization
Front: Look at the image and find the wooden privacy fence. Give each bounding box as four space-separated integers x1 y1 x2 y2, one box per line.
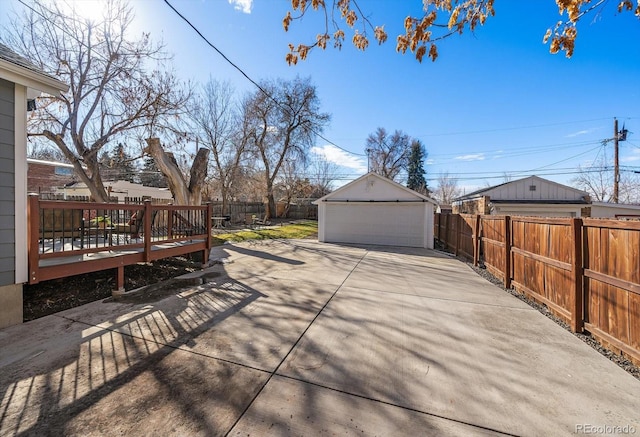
29 195 212 291
434 213 640 365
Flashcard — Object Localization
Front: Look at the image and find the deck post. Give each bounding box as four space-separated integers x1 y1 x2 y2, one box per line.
570 218 584 333
116 265 125 292
27 194 40 284
203 203 213 267
143 200 152 262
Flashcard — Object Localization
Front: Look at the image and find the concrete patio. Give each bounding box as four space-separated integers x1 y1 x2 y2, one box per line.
1 239 638 436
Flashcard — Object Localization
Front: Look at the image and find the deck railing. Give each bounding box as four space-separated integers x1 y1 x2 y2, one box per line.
28 195 212 291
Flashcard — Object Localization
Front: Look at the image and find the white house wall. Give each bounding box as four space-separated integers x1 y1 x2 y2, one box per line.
326 174 424 201
491 203 583 218
486 176 586 202
590 203 640 218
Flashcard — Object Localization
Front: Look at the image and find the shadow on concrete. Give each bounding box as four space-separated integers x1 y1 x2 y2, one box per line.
0 270 268 436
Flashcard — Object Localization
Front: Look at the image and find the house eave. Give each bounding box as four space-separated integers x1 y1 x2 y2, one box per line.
0 59 68 95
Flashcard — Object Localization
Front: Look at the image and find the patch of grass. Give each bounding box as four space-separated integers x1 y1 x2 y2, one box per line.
211 221 318 246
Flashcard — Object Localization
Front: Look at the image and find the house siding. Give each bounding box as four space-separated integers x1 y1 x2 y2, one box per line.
484 176 587 202
0 78 15 287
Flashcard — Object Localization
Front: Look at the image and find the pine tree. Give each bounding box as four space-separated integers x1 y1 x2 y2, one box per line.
406 140 429 195
100 143 138 182
139 156 168 188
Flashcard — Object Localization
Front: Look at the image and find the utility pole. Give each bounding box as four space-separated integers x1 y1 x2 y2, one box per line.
614 118 619 203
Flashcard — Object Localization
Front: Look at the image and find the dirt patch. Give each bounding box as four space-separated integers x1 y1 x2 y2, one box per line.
23 256 203 321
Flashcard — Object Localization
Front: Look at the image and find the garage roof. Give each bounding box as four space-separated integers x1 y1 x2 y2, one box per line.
314 172 437 204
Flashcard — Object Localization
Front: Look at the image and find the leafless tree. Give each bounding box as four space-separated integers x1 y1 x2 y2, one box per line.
3 0 188 202
572 155 640 203
242 77 330 219
144 138 209 205
189 79 248 213
365 128 410 181
308 157 338 197
433 172 462 204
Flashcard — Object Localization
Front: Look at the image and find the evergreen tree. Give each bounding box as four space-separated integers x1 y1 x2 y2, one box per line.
406 139 429 195
100 143 138 182
139 156 168 188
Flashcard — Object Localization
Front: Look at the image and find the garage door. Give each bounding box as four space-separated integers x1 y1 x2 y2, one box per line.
324 203 425 247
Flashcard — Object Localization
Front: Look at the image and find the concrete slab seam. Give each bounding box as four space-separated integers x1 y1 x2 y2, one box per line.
273 373 521 437
223 248 372 437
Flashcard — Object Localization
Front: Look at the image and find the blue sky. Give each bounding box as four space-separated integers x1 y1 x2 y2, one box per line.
4 0 640 193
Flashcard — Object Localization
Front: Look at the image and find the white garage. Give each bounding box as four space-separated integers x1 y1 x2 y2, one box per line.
314 172 437 248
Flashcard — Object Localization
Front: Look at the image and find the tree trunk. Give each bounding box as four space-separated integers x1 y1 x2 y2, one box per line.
265 178 276 220
144 138 209 205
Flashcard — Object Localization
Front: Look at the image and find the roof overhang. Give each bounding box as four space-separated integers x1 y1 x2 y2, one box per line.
489 199 589 205
0 58 68 95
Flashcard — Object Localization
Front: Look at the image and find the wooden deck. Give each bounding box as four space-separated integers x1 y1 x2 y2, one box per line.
28 195 213 291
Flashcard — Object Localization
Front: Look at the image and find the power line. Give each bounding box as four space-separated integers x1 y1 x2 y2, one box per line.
162 0 367 157
414 117 613 138
429 139 600 161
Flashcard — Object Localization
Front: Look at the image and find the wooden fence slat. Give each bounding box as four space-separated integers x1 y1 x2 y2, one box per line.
571 218 584 333
510 247 572 271
435 212 640 364
504 216 511 289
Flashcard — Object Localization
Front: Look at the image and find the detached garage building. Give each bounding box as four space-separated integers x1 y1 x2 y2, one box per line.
314 172 437 248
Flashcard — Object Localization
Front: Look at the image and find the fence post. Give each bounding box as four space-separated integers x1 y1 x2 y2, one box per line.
570 218 584 333
504 216 511 289
435 213 440 242
473 214 481 266
454 214 460 256
444 213 450 250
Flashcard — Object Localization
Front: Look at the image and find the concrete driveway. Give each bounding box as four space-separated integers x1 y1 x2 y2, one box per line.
1 239 638 436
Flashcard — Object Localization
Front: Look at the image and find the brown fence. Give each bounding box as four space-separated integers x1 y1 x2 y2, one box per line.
434 213 640 365
583 219 640 362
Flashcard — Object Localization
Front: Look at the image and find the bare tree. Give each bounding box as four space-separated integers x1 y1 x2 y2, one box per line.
572 156 640 203
366 128 410 181
433 172 462 204
242 77 330 219
189 79 247 214
3 0 188 202
308 157 338 197
276 157 313 218
27 141 67 163
144 138 209 205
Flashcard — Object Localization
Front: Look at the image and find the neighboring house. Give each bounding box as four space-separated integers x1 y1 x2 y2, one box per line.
62 180 173 202
27 158 77 194
452 176 590 218
587 202 640 219
436 204 452 214
314 172 437 248
0 44 68 328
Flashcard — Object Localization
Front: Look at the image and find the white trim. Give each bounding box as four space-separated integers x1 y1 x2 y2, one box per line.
314 171 437 205
0 59 68 95
27 158 75 168
14 85 27 284
590 202 640 210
